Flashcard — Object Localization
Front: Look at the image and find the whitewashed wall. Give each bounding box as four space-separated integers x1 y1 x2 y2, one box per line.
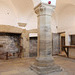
0 0 18 27
26 11 37 30
57 5 75 45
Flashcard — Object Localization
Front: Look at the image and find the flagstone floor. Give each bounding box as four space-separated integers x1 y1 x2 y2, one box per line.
0 56 75 75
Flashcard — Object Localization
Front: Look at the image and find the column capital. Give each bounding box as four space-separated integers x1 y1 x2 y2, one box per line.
34 3 56 16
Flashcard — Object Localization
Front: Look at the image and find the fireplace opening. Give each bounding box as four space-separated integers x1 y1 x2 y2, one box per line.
0 33 21 59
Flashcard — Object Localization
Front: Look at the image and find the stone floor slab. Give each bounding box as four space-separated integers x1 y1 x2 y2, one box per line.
0 56 75 75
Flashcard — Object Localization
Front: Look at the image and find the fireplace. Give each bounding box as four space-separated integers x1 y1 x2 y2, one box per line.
0 33 21 59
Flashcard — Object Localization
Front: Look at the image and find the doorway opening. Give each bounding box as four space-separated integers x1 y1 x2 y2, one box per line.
29 37 37 57
59 33 66 56
61 36 65 51
60 33 65 51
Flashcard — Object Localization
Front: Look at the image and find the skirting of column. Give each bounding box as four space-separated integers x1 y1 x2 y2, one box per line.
30 57 63 75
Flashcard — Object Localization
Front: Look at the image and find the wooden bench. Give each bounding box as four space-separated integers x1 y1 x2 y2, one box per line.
63 45 75 57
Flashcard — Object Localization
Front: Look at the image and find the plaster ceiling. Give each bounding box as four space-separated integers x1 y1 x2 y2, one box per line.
11 0 34 16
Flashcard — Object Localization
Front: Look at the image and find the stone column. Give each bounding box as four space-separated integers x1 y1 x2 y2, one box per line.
31 3 62 75
21 30 25 57
21 30 29 57
25 31 29 57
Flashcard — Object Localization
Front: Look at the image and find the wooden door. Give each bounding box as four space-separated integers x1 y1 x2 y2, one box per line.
29 37 37 57
52 33 60 55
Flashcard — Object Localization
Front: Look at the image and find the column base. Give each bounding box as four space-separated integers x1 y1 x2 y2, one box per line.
30 57 63 75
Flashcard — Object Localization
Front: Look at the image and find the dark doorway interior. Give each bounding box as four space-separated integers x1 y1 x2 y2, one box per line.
61 36 65 51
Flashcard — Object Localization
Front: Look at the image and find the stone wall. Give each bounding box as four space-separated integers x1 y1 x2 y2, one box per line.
29 37 37 57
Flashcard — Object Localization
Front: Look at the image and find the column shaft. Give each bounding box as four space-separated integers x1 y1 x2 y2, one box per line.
31 3 62 75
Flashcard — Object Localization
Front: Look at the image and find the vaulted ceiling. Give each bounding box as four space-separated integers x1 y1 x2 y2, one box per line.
10 0 75 16
1 0 75 19
0 0 75 30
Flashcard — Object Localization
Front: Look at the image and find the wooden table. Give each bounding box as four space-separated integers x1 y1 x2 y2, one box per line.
63 45 75 57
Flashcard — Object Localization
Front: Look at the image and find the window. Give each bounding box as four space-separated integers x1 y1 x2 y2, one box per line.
70 35 75 45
